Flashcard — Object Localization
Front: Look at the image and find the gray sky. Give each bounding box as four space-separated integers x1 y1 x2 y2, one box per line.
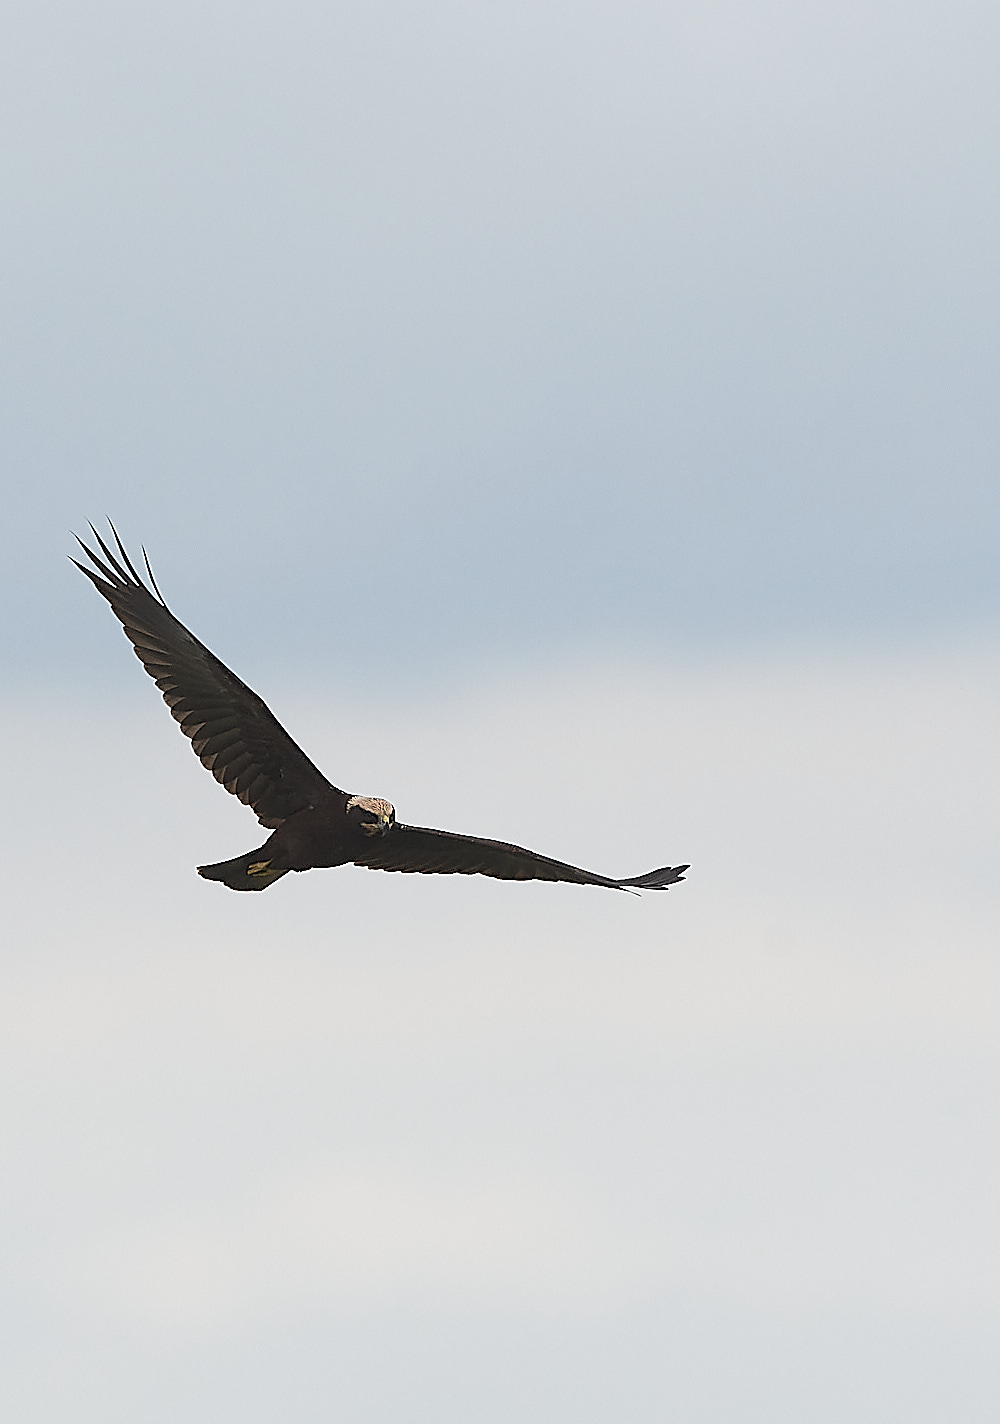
5 646 1000 1420
3 1 1000 1420
3 0 999 681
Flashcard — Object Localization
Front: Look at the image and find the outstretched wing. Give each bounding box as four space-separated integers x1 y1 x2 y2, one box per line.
356 823 688 891
73 522 343 828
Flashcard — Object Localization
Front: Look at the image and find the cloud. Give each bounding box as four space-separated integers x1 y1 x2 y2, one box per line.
52 1161 659 1339
4 640 999 1376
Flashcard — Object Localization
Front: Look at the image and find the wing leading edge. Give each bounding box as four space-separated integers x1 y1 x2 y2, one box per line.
356 823 689 891
72 523 342 828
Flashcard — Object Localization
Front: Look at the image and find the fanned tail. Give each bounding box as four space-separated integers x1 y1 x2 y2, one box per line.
197 847 289 892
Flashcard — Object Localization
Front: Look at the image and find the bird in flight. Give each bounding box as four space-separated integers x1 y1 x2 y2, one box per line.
73 523 689 895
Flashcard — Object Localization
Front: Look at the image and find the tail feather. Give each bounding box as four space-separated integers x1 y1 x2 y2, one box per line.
197 848 289 892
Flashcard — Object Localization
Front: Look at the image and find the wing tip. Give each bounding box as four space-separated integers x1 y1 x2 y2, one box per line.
618 863 690 891
71 519 167 606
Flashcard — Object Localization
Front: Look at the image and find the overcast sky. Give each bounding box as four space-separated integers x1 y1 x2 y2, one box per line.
3 1 1000 1420
4 0 999 681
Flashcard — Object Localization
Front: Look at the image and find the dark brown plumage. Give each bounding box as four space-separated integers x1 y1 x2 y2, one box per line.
73 523 689 895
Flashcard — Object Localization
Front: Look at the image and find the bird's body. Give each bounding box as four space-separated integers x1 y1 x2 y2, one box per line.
74 523 688 896
200 803 382 891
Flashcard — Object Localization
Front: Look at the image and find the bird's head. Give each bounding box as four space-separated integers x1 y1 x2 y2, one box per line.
346 795 396 837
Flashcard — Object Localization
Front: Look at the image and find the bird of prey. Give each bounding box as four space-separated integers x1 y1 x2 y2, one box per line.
73 523 689 895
